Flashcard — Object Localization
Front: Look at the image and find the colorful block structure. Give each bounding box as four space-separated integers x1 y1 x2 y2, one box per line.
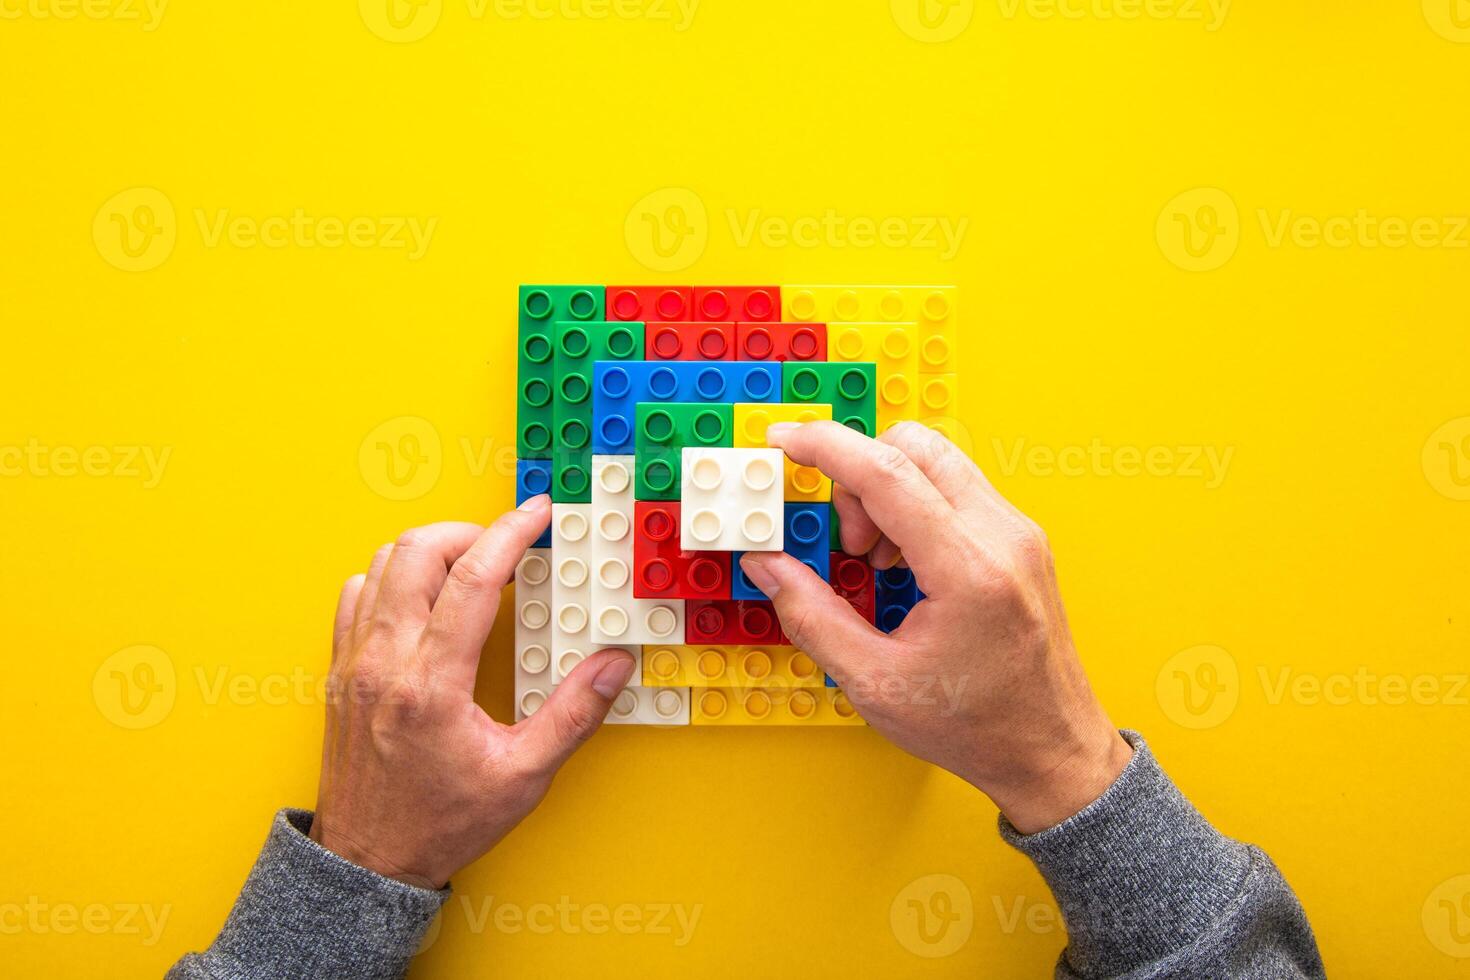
512 285 958 726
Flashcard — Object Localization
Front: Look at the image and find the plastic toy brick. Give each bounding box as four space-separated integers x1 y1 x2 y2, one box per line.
518 285 603 459
735 322 826 363
831 553 875 624
679 448 785 552
604 685 691 726
645 321 736 361
634 403 733 501
589 456 684 646
828 322 919 431
730 557 768 601
917 372 959 427
684 599 786 645
606 286 693 323
691 686 865 726
782 285 956 374
514 548 554 721
642 645 825 689
733 402 832 502
693 286 780 323
551 320 644 502
782 361 878 436
515 459 553 547
875 565 923 633
592 361 780 455
782 504 830 581
632 500 731 600
550 503 595 682
829 504 842 551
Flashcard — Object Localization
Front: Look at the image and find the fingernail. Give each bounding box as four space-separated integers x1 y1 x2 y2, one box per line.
517 494 549 511
592 654 636 698
765 422 798 443
739 555 780 598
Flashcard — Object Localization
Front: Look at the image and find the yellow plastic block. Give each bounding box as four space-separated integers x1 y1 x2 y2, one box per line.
642 644 826 689
732 402 832 502
691 687 866 726
782 284 956 374
828 322 919 430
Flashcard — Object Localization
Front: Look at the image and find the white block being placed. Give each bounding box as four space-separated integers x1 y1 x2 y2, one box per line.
679 447 785 552
513 549 553 721
550 504 593 684
589 456 684 651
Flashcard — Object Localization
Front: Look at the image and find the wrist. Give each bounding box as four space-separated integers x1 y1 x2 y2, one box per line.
978 721 1133 835
309 814 443 890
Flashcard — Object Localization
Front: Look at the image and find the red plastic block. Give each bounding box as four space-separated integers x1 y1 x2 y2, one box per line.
685 599 787 645
633 501 731 600
693 286 780 323
831 553 875 624
645 321 736 361
606 286 694 323
736 322 827 362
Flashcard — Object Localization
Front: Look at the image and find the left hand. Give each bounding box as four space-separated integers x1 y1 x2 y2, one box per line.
309 496 636 888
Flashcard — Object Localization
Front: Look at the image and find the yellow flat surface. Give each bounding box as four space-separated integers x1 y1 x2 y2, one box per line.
2 3 1468 977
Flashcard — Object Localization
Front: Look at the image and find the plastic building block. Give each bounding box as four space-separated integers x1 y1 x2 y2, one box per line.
782 503 830 581
829 504 842 551
645 321 736 361
828 322 919 431
513 549 554 721
875 565 923 633
733 402 833 502
592 361 780 455
693 286 780 322
782 362 878 436
551 320 644 502
782 285 955 374
604 685 691 725
550 503 594 682
684 599 786 645
515 459 553 547
634 403 733 501
606 286 693 323
589 456 684 646
679 448 785 552
632 501 731 600
642 645 825 689
518 285 603 458
831 553 875 624
730 557 767 601
691 687 865 726
917 372 959 429
735 322 827 363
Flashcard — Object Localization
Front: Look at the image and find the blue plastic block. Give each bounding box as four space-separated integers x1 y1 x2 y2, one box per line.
516 459 553 547
875 566 923 633
592 361 779 454
784 504 830 582
730 556 767 600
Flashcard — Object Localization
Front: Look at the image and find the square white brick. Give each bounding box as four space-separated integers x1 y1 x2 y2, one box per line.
590 456 684 651
550 503 593 684
513 549 553 721
679 447 785 552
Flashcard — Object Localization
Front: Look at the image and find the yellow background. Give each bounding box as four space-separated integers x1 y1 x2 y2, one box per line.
3 0 1468 976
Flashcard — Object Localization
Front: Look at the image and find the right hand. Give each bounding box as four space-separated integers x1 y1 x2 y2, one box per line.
737 421 1133 834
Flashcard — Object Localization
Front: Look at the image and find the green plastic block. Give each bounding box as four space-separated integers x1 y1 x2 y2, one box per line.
829 504 842 551
517 285 603 459
634 402 734 501
781 362 877 436
551 320 644 502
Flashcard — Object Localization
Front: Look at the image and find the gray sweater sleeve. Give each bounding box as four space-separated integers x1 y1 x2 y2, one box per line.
1000 730 1325 980
166 809 447 980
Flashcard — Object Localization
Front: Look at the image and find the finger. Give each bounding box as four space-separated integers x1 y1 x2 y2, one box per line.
868 534 902 570
351 543 395 649
423 497 553 692
332 575 365 665
374 521 488 627
831 483 880 555
738 552 889 690
514 647 636 772
879 422 991 512
767 420 964 592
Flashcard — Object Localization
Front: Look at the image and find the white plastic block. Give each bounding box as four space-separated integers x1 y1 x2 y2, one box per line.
513 549 554 721
603 685 691 726
679 447 785 552
590 456 684 651
550 503 593 684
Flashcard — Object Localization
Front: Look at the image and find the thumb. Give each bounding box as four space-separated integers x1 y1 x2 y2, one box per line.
517 647 636 771
738 552 886 689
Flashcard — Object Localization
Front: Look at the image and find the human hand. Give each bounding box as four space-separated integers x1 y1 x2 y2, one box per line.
308 496 637 888
737 422 1133 834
